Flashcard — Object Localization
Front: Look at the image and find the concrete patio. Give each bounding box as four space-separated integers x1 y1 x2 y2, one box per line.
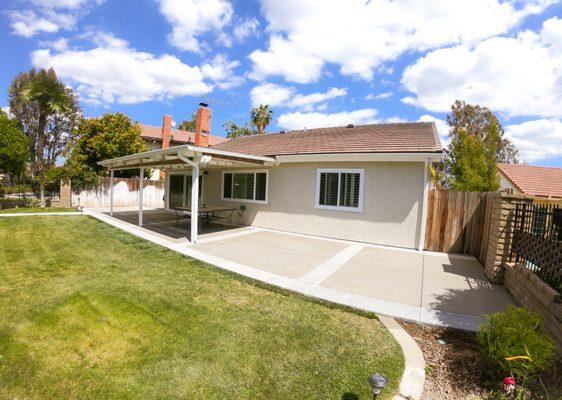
89 208 514 331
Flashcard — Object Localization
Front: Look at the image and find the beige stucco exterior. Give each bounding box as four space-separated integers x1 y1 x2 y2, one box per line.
193 161 426 249
498 171 521 194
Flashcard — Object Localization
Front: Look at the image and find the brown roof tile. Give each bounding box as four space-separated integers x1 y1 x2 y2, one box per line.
498 163 562 198
212 122 442 156
139 124 228 146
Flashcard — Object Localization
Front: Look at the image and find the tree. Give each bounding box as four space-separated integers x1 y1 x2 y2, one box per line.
178 112 197 131
223 121 257 139
9 68 80 205
442 100 518 191
64 113 147 187
250 104 272 135
0 109 29 176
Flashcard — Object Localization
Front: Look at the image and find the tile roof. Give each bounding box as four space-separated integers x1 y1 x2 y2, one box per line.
212 122 442 156
498 163 562 198
139 124 228 146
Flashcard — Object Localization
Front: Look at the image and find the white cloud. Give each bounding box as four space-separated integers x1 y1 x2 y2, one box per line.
277 108 378 130
250 83 294 107
234 17 259 41
402 17 562 118
31 33 211 105
201 54 244 89
250 0 554 83
249 36 324 83
365 92 392 101
8 0 103 37
1 106 11 116
418 115 449 147
505 119 562 162
250 83 347 111
157 0 233 52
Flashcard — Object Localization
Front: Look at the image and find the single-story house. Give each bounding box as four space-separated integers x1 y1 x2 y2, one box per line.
498 163 562 199
99 104 442 250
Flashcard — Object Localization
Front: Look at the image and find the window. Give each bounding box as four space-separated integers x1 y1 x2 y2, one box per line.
316 169 364 212
222 170 268 203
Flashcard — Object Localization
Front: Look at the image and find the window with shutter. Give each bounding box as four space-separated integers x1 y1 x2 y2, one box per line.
316 169 364 212
221 170 269 204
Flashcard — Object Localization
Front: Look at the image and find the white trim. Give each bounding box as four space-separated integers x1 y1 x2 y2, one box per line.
315 168 364 213
277 152 442 163
191 162 200 244
220 169 269 204
418 159 430 251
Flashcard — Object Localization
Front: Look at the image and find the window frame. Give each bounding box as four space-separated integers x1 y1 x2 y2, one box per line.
221 169 269 204
315 168 364 212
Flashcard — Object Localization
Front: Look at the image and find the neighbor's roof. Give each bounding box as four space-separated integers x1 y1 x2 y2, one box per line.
139 124 228 146
498 163 562 198
212 122 442 156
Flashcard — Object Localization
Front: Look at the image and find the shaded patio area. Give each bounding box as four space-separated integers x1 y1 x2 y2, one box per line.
104 209 247 242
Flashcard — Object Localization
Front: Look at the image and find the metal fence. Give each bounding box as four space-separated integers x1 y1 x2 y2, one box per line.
511 203 562 292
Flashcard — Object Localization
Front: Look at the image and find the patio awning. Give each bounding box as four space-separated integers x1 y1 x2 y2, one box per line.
97 144 277 245
97 144 277 171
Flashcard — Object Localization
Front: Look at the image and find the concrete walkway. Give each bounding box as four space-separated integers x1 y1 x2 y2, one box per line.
85 209 513 331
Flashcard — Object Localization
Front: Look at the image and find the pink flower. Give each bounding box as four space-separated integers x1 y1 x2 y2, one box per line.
503 377 516 386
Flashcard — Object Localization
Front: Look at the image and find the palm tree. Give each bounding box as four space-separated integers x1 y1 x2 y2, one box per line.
250 104 272 135
22 68 72 206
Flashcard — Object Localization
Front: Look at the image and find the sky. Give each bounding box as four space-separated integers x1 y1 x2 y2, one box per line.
1 0 562 167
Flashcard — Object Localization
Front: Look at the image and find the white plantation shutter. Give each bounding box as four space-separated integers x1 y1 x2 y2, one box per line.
316 169 364 211
222 170 268 202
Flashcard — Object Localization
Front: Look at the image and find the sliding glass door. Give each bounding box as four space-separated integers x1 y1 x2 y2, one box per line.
168 173 203 209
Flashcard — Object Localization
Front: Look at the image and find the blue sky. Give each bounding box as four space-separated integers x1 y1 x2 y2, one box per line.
1 0 562 166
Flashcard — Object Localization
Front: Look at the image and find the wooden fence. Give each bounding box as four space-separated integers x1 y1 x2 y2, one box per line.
72 177 165 208
424 190 495 264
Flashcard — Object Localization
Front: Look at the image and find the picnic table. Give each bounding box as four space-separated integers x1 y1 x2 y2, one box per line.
172 205 238 227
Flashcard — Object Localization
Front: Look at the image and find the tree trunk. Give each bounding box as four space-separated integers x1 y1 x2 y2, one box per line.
37 112 46 207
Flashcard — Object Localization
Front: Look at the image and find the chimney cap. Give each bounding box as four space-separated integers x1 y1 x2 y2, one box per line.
198 102 208 108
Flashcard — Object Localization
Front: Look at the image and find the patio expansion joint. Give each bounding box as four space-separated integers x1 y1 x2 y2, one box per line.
299 244 364 285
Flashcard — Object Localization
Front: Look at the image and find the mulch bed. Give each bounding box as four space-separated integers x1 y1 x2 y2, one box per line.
399 321 562 400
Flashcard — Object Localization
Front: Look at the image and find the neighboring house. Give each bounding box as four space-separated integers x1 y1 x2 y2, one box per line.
100 104 442 250
498 163 562 199
139 111 228 179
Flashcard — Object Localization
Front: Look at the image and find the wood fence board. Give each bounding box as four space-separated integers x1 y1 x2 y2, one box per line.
425 190 496 260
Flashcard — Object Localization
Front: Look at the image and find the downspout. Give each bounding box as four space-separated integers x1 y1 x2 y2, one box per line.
418 159 430 251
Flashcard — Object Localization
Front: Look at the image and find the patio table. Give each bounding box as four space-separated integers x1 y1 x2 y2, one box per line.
173 205 238 227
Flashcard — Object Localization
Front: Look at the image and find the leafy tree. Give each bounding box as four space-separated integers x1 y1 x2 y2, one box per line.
178 112 197 131
250 104 273 135
442 100 518 191
223 121 257 139
9 68 80 205
0 109 30 176
65 113 147 187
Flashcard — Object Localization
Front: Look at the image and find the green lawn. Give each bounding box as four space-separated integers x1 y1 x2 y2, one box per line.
0 216 403 399
0 207 78 213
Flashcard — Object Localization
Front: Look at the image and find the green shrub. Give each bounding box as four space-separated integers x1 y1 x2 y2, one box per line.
23 198 39 208
477 305 555 380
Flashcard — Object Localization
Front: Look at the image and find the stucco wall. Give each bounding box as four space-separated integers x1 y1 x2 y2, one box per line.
499 172 521 194
202 162 425 249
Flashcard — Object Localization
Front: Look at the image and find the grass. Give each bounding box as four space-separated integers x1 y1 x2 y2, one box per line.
0 207 78 214
0 216 403 399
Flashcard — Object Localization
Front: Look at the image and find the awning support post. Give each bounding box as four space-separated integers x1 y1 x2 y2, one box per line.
191 163 199 244
109 169 114 217
177 153 201 244
139 167 144 227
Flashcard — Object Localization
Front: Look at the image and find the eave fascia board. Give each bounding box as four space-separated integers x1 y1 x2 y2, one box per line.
275 152 442 163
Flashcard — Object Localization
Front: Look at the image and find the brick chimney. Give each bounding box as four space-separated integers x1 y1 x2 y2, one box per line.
160 114 172 180
194 103 211 147
161 114 172 150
